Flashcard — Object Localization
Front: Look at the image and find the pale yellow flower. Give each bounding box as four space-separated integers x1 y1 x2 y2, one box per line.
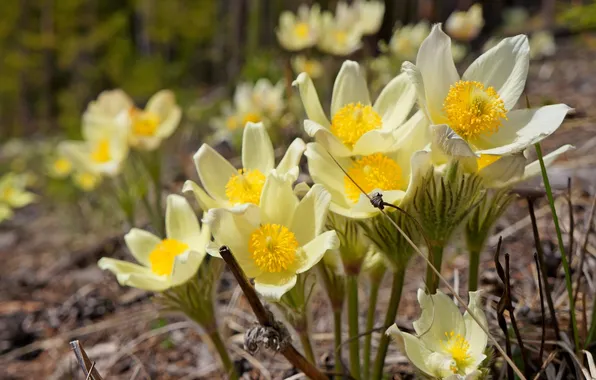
445 4 484 41
293 60 417 157
387 290 488 379
184 122 305 212
291 55 324 80
529 31 556 60
0 204 12 223
388 21 431 61
403 24 571 186
98 195 209 291
354 0 385 35
48 155 73 178
317 10 363 56
205 175 339 301
276 4 321 51
72 171 102 192
0 173 36 209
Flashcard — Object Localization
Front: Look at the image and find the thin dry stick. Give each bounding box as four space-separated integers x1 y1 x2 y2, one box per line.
573 193 596 304
218 246 328 380
534 253 547 362
70 340 103 380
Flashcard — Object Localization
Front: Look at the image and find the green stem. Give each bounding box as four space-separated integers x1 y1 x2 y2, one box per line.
468 248 480 292
333 308 343 380
425 244 444 294
208 330 239 380
346 274 361 380
535 143 580 353
150 151 165 237
363 280 380 378
298 330 316 365
371 268 405 380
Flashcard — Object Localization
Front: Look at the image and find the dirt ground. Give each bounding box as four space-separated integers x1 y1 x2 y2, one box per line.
1 36 596 379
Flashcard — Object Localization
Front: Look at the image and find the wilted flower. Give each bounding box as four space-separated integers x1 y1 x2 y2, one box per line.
205 174 339 301
387 289 488 379
293 60 417 157
387 21 430 61
445 4 484 41
184 122 305 212
354 0 385 35
403 24 571 186
276 4 321 51
98 195 209 291
318 10 363 56
291 55 324 79
0 172 36 215
529 31 556 60
84 89 182 151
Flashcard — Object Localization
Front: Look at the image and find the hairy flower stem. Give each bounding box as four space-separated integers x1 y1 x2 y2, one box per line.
371 267 405 379
333 308 343 380
363 280 380 378
535 143 580 353
346 274 361 379
468 248 481 292
207 329 239 380
425 244 444 294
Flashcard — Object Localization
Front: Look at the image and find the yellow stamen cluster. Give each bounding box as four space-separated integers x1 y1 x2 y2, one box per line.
148 238 189 276
53 158 72 176
344 153 404 203
225 168 266 205
249 223 298 273
442 331 472 373
130 108 160 137
293 22 310 39
331 103 383 149
443 80 507 140
241 112 261 127
91 139 111 163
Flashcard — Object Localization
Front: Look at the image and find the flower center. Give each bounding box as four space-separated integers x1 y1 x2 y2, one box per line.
130 108 160 137
334 30 348 45
1 187 14 202
241 112 261 127
331 103 383 149
443 80 507 140
344 153 404 203
249 224 298 273
225 168 266 205
442 331 472 374
53 158 72 176
91 139 111 163
293 22 310 39
148 238 189 276
74 172 99 191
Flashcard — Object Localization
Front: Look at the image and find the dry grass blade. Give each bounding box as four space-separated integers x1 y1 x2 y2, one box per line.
70 340 104 380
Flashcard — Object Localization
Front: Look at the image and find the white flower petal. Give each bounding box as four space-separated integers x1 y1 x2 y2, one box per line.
304 143 353 208
293 231 339 273
373 72 417 130
478 154 526 187
416 24 460 122
293 73 330 127
463 35 530 110
124 228 161 267
242 122 275 173
304 120 353 157
165 194 203 251
432 124 477 158
276 138 306 174
403 150 433 201
290 184 331 244
182 180 220 212
259 171 298 226
351 129 397 156
170 250 204 287
98 258 170 291
254 272 297 301
386 325 434 377
521 144 574 182
401 61 429 120
331 60 371 116
464 291 488 357
474 104 571 155
193 144 238 201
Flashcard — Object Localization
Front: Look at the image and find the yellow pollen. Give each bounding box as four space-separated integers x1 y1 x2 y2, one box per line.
130 108 160 137
331 103 383 149
249 224 298 273
225 168 266 205
477 154 500 171
148 238 189 276
443 80 507 140
293 22 310 39
441 331 472 374
241 112 261 127
91 139 111 163
344 153 404 203
53 158 72 176
334 30 348 45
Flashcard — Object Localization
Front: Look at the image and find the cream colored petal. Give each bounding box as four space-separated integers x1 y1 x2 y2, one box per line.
413 289 465 353
254 272 297 301
521 144 574 182
193 144 238 201
170 250 205 287
182 180 220 212
416 24 459 123
386 325 434 377
58 141 96 174
331 60 371 116
4 191 36 208
276 138 306 175
391 110 431 157
474 104 572 155
292 73 330 127
206 241 261 278
462 35 529 110
432 124 477 158
259 170 298 226
293 231 339 273
203 206 260 263
124 228 161 267
0 204 13 222
242 122 275 173
479 154 526 187
403 150 433 201
155 105 182 139
290 184 331 244
464 291 488 357
304 120 353 157
304 143 352 208
166 194 203 250
401 61 429 120
373 72 416 130
97 258 170 291
351 129 397 156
